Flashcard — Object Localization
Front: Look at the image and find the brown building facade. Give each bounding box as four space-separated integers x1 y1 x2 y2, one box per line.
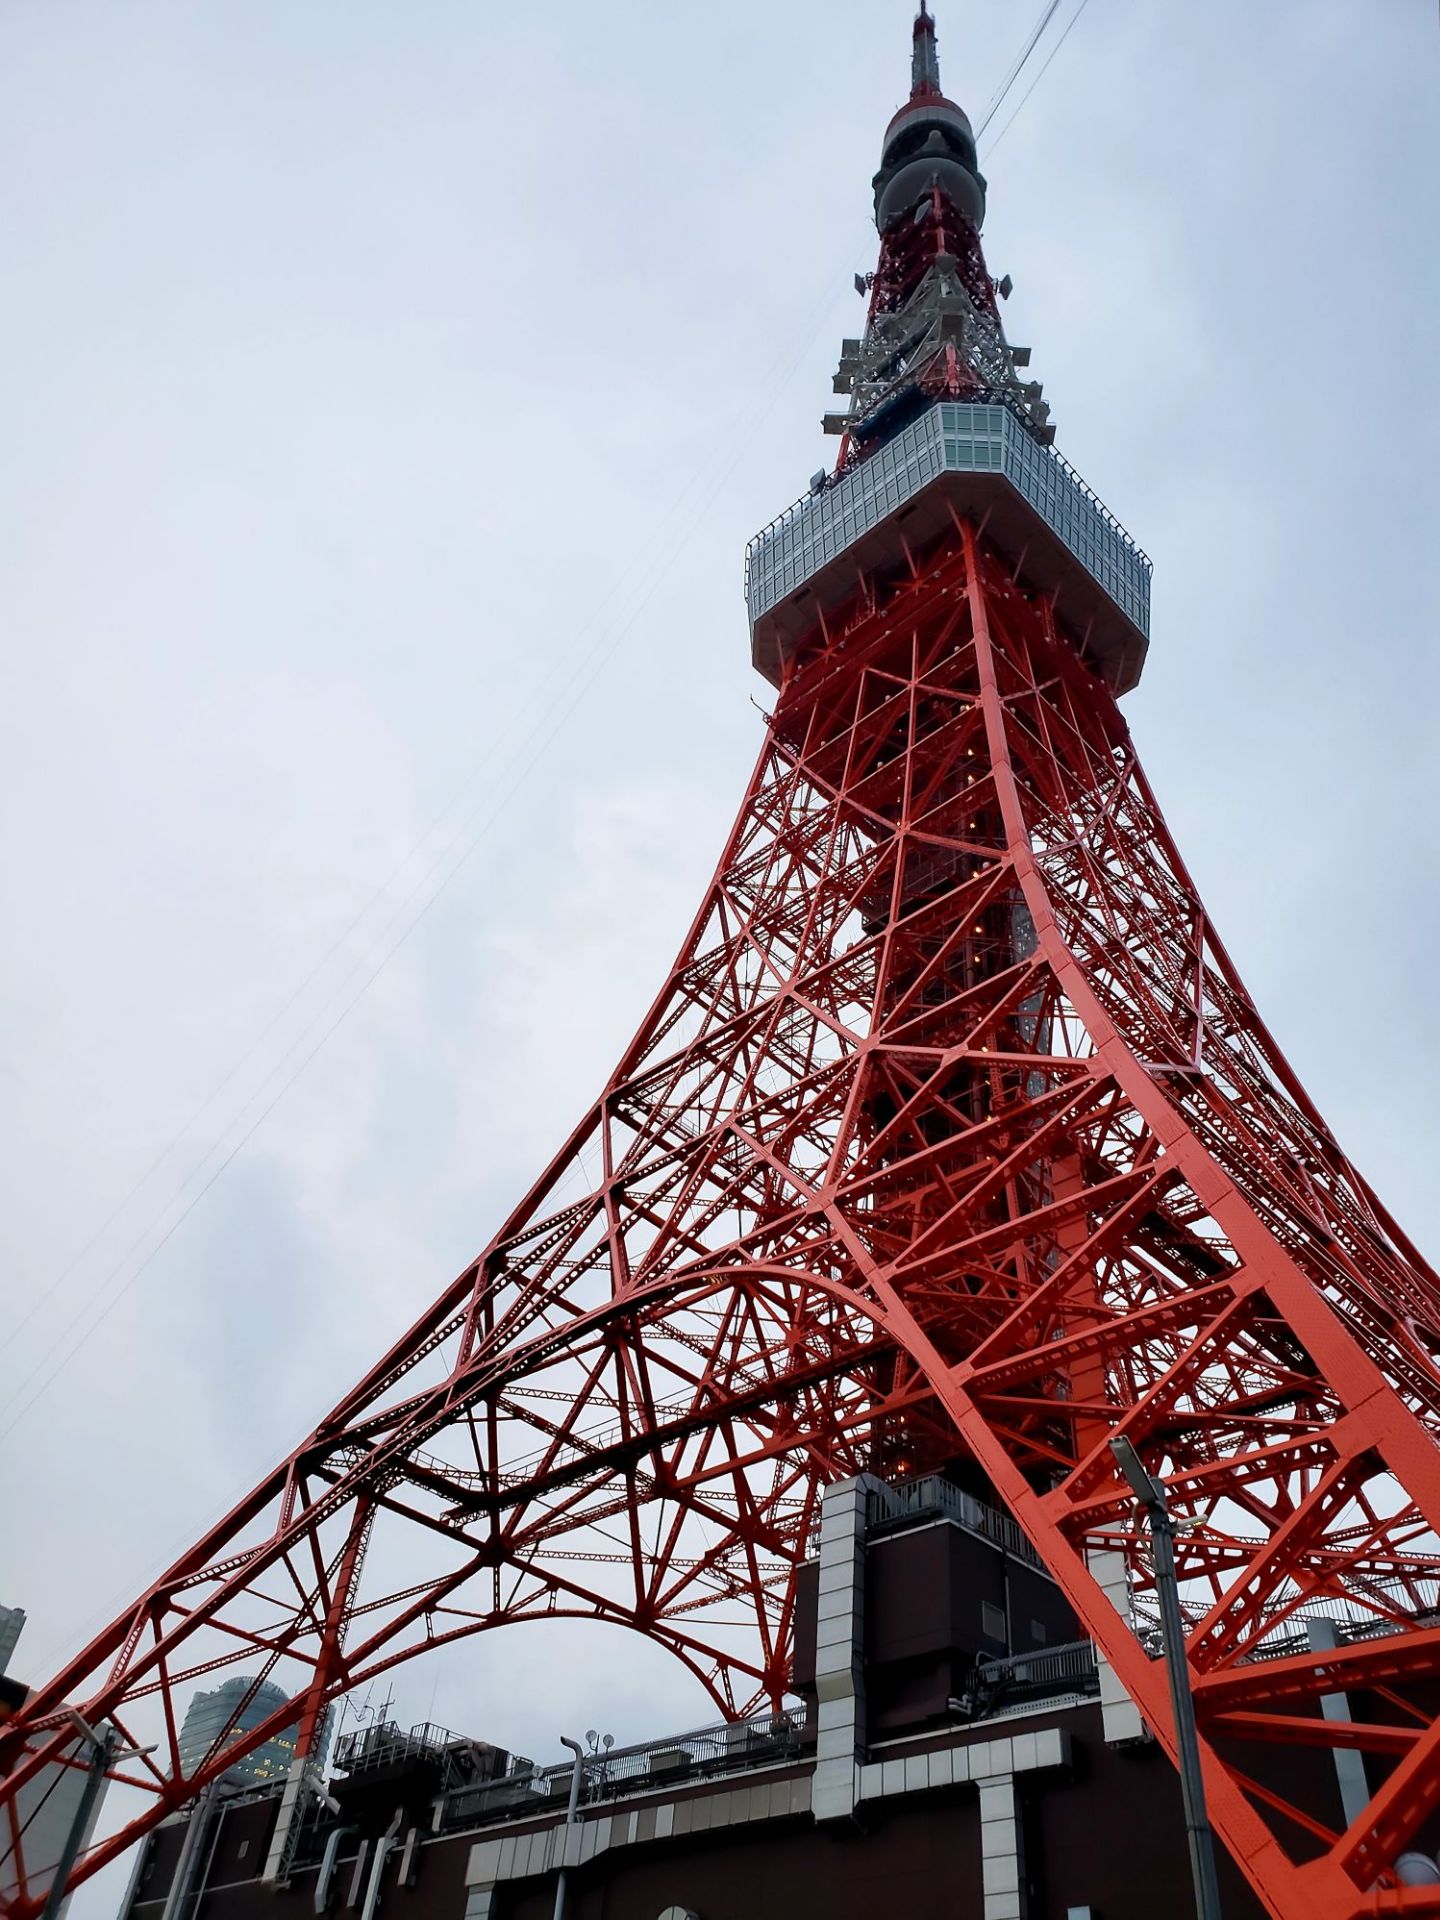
122 1478 1355 1920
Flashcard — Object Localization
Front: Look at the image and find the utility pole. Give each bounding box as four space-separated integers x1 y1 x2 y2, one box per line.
1110 1436 1224 1920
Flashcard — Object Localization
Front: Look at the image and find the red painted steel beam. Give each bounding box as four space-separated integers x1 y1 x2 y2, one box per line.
4 529 1440 1920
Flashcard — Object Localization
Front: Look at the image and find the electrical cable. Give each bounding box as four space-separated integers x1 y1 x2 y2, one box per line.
0 874 441 1358
1 248 864 1436
3 253 859 1367
6 0 1102 1432
7 0 1122 1688
9 0 1114 1669
974 0 1064 138
984 0 1095 156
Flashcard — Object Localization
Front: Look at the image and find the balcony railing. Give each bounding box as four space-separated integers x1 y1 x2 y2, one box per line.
744 396 1151 643
969 1639 1100 1714
440 1707 810 1832
866 1474 1049 1575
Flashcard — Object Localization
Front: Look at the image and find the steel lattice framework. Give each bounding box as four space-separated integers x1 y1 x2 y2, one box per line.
5 13 1440 1920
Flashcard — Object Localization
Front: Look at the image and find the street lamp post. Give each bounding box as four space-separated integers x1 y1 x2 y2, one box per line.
1110 1434 1224 1920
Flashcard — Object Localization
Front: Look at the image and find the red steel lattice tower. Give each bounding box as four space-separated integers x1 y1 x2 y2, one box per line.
6 12 1440 1918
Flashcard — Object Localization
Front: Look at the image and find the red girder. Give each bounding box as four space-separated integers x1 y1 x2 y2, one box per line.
4 525 1440 1920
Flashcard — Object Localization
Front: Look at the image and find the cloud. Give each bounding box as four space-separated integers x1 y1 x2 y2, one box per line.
0 5 1435 1917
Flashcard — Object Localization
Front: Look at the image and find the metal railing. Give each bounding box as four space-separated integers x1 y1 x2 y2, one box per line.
866 1475 1049 1575
970 1639 1100 1713
1238 1590 1440 1668
331 1719 518 1801
743 392 1150 634
440 1706 810 1833
1123 1570 1440 1667
333 1719 459 1775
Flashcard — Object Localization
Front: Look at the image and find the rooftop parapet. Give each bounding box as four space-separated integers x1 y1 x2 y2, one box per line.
746 398 1150 694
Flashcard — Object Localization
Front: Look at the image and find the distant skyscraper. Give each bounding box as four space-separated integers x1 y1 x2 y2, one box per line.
0 1604 107 1920
0 1611 24 1679
176 1679 331 1788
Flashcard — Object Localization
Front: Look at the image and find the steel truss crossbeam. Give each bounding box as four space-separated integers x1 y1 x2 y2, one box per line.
4 528 1440 1920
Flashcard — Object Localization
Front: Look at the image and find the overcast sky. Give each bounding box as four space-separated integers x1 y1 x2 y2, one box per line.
1 2 1437 1911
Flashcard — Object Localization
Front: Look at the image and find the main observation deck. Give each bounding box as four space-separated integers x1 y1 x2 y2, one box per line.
745 399 1151 694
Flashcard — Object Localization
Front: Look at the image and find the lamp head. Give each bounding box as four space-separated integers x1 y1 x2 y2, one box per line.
1109 1434 1163 1508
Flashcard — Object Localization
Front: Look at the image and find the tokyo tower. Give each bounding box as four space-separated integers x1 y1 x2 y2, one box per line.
5 10 1440 1919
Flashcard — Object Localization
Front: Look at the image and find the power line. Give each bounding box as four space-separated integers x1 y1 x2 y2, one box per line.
985 0 1096 156
2 246 863 1434
11 0 1096 1385
0 866 437 1359
5 256 842 1365
8 0 1104 1418
975 0 1065 138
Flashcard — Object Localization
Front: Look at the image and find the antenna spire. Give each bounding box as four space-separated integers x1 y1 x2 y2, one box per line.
911 1 942 99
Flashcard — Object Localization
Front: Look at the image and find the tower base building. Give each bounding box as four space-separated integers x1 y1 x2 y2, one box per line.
119 1480 1365 1920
